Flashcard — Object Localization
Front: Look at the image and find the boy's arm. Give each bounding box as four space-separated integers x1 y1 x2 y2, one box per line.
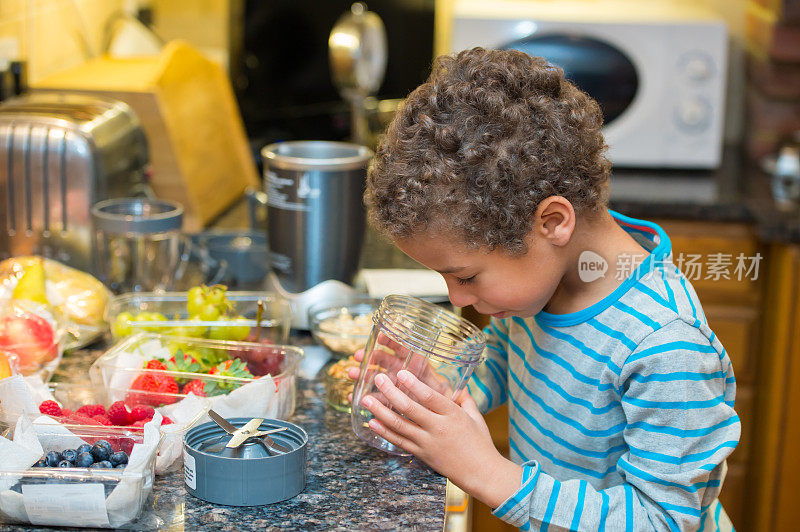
491 320 740 531
466 317 510 414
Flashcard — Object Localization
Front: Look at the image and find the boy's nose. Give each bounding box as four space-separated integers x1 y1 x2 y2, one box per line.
446 281 478 308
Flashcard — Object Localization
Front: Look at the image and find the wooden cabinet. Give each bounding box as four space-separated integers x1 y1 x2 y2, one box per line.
749 244 800 532
464 220 766 532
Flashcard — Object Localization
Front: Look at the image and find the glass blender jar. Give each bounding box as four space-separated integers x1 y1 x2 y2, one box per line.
350 295 486 455
91 198 185 293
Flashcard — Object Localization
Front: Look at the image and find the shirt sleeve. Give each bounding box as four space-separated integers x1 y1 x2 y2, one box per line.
491 319 741 531
466 317 511 414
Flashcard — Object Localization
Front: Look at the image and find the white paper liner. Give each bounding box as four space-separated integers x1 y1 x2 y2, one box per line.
0 415 160 528
0 375 210 475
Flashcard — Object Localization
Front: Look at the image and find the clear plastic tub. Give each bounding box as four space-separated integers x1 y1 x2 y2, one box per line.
308 297 380 358
0 421 160 528
91 333 304 420
0 381 209 475
105 291 292 344
351 295 486 455
0 300 64 380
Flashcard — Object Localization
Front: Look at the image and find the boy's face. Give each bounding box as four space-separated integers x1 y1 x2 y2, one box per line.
395 230 565 319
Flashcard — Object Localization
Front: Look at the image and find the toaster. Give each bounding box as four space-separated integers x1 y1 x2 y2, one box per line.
0 93 149 270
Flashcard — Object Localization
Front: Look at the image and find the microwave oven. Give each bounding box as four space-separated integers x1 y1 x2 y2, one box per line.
438 0 729 168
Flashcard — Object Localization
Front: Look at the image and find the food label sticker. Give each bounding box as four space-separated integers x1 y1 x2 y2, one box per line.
22 483 109 527
184 448 196 490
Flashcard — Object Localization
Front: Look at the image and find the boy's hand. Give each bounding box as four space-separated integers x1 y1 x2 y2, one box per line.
361 369 522 508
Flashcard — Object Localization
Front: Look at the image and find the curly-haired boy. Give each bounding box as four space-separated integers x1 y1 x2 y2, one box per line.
355 48 739 531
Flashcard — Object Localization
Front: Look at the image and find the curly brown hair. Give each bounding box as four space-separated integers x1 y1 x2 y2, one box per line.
364 47 611 254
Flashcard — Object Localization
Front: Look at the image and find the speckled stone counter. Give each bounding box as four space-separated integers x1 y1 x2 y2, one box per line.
1 339 447 531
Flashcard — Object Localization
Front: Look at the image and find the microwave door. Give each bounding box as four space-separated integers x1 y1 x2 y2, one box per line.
502 34 639 128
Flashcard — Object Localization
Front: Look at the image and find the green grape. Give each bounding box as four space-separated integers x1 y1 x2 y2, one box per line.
187 286 206 317
187 316 208 338
199 303 221 322
113 311 134 338
206 287 225 307
146 312 167 332
207 325 229 341
229 317 251 342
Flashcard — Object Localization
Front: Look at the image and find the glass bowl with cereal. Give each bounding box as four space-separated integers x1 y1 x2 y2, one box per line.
308 297 380 358
324 356 361 413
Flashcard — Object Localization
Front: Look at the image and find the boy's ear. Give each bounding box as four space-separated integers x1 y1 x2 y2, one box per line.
534 196 575 246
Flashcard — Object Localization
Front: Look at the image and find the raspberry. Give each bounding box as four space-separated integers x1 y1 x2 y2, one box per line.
93 415 112 426
61 408 73 417
107 401 131 426
145 360 168 371
77 404 105 417
129 405 155 422
117 437 135 455
64 412 101 426
131 419 148 428
161 417 173 425
38 400 62 416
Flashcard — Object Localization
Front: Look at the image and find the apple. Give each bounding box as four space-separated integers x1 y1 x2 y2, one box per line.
0 310 57 374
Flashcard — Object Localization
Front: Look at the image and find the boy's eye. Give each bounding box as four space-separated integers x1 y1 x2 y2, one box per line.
456 275 476 286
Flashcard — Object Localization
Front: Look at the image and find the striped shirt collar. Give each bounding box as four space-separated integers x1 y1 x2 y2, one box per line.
534 210 672 328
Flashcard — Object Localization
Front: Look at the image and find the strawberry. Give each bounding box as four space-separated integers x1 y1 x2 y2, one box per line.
166 350 201 384
107 400 132 426
38 400 62 416
161 417 173 425
130 405 155 422
205 359 254 396
93 415 112 426
181 379 206 397
145 360 168 371
125 373 179 407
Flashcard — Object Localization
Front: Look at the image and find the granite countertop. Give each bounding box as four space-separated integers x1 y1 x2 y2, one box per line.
1 337 446 531
607 147 800 244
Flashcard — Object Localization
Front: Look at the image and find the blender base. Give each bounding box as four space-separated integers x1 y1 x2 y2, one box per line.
266 272 363 330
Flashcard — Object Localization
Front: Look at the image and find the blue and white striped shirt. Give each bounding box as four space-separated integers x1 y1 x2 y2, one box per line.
468 211 739 531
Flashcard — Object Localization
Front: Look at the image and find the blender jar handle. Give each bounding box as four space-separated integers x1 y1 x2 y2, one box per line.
245 187 268 230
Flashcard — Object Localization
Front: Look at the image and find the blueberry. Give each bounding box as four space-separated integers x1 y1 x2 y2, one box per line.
57 460 73 468
99 460 113 468
109 451 128 467
89 462 106 469
75 451 94 468
61 449 78 462
95 440 113 453
33 459 47 467
77 444 92 454
44 451 61 467
114 463 126 469
90 443 110 462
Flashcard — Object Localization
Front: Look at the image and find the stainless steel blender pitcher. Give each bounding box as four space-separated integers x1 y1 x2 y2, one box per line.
261 141 373 294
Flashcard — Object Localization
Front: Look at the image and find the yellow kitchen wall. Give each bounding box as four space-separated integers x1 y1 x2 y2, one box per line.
149 0 231 69
0 0 123 83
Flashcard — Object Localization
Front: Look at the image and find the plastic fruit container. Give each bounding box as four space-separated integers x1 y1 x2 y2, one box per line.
105 291 292 344
91 333 304 420
308 297 380 359
0 380 209 475
0 420 160 528
0 300 63 380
